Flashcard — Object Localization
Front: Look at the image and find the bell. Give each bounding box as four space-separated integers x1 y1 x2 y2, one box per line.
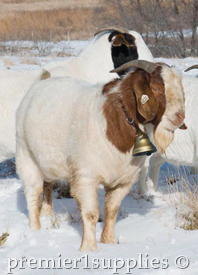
133 131 157 156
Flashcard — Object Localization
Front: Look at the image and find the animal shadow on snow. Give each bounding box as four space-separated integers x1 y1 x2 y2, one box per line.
2 158 193 239
43 185 154 238
0 158 17 179
18 182 154 238
0 159 154 238
157 162 195 192
0 158 28 216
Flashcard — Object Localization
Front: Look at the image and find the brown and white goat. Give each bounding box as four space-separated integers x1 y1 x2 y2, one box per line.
16 60 185 252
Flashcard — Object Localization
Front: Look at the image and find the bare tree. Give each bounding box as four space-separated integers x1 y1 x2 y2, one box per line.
191 0 198 54
93 0 198 57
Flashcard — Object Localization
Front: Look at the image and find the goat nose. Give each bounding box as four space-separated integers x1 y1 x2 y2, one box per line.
179 123 187 130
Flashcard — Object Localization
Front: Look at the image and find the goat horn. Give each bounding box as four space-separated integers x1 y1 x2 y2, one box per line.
110 60 158 74
94 25 129 36
156 62 171 68
184 65 198 72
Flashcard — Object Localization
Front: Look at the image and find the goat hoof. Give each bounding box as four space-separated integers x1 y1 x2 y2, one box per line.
100 235 117 244
79 243 98 252
29 222 41 230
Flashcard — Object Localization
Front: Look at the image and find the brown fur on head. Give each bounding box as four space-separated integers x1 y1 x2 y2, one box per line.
110 33 135 48
103 65 185 154
102 68 167 153
134 66 186 153
128 70 160 123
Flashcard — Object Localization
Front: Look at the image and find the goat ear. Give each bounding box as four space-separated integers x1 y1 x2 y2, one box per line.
149 66 164 94
133 77 159 122
41 69 51 80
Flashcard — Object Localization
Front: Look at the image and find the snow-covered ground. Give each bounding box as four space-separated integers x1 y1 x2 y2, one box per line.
0 41 198 275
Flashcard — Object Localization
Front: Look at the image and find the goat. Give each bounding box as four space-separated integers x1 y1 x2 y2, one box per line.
43 26 154 82
16 60 185 252
138 64 198 195
0 69 49 163
0 27 154 164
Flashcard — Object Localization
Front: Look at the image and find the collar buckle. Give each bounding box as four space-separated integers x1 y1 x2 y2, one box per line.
126 117 134 125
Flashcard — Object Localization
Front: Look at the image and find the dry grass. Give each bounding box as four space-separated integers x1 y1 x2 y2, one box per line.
3 57 15 67
0 232 9 246
20 57 40 65
0 8 96 41
0 0 102 41
50 202 69 229
168 177 198 230
51 211 61 229
1 0 101 11
50 205 80 228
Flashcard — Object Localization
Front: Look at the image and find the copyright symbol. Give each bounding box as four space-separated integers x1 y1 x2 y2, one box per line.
175 255 190 269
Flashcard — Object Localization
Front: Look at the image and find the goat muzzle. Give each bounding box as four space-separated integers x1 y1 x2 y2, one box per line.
168 110 187 130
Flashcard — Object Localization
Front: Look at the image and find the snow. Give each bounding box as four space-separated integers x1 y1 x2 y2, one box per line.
0 40 89 58
0 41 198 275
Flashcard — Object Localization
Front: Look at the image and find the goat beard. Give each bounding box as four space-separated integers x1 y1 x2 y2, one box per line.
154 122 174 154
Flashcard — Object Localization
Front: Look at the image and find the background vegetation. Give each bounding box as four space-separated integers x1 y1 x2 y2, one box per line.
0 0 198 57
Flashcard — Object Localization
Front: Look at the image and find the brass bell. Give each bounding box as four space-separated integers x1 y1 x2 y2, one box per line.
133 131 157 156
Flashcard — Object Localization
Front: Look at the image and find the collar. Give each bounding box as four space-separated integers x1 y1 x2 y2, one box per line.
118 98 140 131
